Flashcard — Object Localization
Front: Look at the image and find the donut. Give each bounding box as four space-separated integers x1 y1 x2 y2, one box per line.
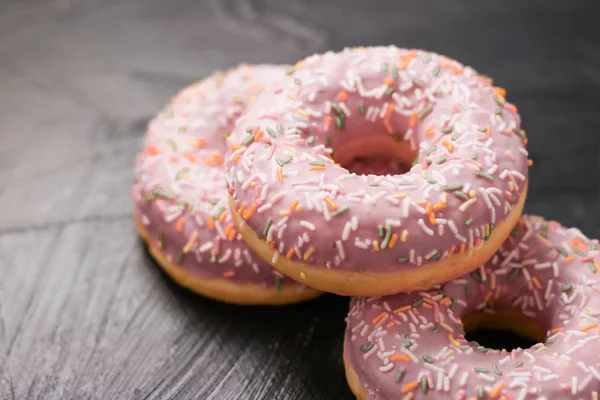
344 215 600 400
132 65 320 305
227 46 529 296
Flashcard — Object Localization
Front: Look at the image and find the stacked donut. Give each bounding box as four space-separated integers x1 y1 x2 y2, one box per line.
133 47 600 399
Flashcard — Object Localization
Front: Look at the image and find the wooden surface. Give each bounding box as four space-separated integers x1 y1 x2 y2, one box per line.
1 1 600 399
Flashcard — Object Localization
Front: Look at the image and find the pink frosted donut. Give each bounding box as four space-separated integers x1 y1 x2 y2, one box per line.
132 65 320 305
227 46 529 296
344 215 600 400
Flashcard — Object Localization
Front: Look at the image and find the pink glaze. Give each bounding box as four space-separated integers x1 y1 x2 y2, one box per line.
226 46 529 273
345 215 600 399
132 64 300 289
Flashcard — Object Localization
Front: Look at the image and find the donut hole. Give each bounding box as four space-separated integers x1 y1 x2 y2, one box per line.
334 136 417 176
462 310 547 351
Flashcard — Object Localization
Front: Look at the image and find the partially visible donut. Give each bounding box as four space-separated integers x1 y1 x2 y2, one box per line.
344 215 600 399
227 46 529 296
132 65 320 305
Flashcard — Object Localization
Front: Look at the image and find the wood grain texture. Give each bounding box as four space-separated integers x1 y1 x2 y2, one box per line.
1 0 599 398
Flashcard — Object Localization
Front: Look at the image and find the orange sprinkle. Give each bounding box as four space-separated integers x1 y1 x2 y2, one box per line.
388 233 398 249
393 305 412 314
224 223 234 235
146 145 160 155
562 255 576 264
182 231 198 253
450 68 464 75
429 213 436 225
449 245 456 256
303 247 315 261
460 243 466 254
570 238 587 251
279 210 291 217
401 381 419 393
390 354 411 362
290 199 299 210
485 126 492 135
176 217 185 232
531 277 542 290
286 248 295 260
442 139 454 153
581 323 598 332
182 152 196 163
490 382 505 398
383 104 395 133
324 197 338 211
440 297 452 307
277 167 284 182
409 111 417 127
433 202 446 211
384 77 394 86
192 138 207 148
372 312 388 324
208 217 215 231
254 130 264 141
324 115 332 131
425 203 433 215
425 127 435 137
373 241 380 251
495 87 507 98
528 159 534 166
551 327 563 334
309 166 326 171
483 291 493 303
338 91 348 101
230 145 243 151
243 204 257 220
227 228 236 241
422 303 433 309
237 202 247 215
223 270 235 278
386 321 395 328
232 153 242 164
594 262 600 273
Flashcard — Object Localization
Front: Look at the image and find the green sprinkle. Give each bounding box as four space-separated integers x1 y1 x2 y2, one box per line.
411 156 419 167
492 95 505 107
555 246 568 257
478 347 489 353
412 79 425 87
309 161 325 167
266 127 277 137
176 200 188 206
360 343 374 352
335 116 345 129
514 128 527 141
513 361 524 368
145 194 156 201
441 126 453 134
443 184 463 191
282 156 293 164
465 218 473 226
177 250 183 263
476 171 494 181
275 275 281 291
307 136 315 145
434 324 440 333
378 225 384 237
294 78 302 85
436 156 448 164
158 231 164 248
474 367 489 373
430 252 441 261
492 364 503 376
392 63 399 78
285 66 296 75
331 103 344 117
166 139 177 151
210 252 217 263
562 284 573 292
246 126 254 133
395 368 404 382
243 134 256 145
276 124 284 134
423 355 432 363
437 288 448 296
398 257 409 263
359 103 366 115
412 299 424 308
384 86 394 96
213 207 226 220
276 158 284 167
432 66 441 76
332 205 350 217
418 105 433 119
381 226 392 249
326 136 333 146
471 154 478 160
455 191 469 201
152 187 174 200
495 108 503 115
588 262 597 273
510 268 521 281
450 298 456 311
510 227 520 236
546 339 556 344
381 61 389 72
423 54 431 63
263 218 272 236
176 167 190 180
421 377 427 393
471 272 483 283
477 386 484 399
466 283 471 296
427 179 437 184
539 230 548 238
402 334 411 348
392 133 401 142
208 199 218 205
425 145 437 155
574 248 587 257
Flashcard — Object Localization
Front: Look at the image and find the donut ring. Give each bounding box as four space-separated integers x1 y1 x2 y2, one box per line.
132 65 320 305
344 215 600 400
227 47 528 296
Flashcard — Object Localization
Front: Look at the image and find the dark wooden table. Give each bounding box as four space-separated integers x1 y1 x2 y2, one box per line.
1 1 599 399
